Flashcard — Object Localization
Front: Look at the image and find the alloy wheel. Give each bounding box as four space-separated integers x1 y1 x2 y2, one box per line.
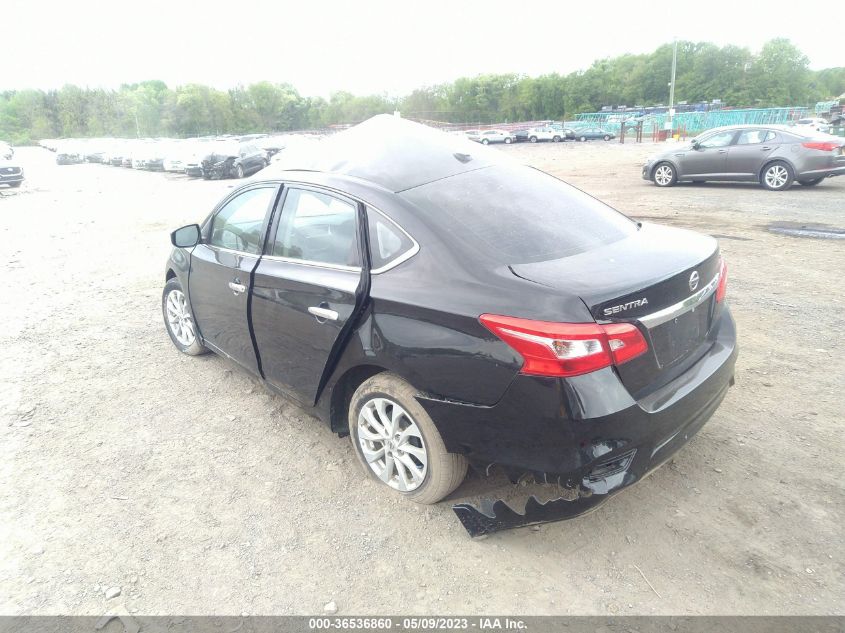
165 289 196 347
357 397 428 492
765 165 788 189
654 165 674 186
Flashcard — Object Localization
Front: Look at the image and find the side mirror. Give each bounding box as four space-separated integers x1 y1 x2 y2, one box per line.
171 224 201 248
691 140 701 150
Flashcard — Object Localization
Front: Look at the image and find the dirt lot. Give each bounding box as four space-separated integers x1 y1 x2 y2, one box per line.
1 142 843 616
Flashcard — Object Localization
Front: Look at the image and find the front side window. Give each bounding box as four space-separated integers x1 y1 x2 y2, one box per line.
209 186 276 254
698 131 735 148
271 188 360 267
737 130 775 145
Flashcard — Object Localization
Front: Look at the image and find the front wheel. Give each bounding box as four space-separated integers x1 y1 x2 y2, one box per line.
162 278 208 356
798 178 823 187
603 135 610 141
653 162 677 187
552 136 561 143
235 164 245 179
579 136 587 142
761 161 793 191
481 138 489 145
349 373 468 504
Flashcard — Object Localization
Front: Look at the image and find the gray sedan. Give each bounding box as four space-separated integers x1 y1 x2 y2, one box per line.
642 125 845 190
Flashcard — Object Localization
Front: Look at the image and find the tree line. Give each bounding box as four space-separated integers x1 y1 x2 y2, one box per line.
1 38 843 145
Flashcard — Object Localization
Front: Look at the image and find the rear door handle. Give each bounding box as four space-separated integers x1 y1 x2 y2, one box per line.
308 306 339 322
228 280 246 295
717 149 728 154
761 146 772 150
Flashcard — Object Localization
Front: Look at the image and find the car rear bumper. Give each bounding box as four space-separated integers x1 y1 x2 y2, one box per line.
797 163 845 179
420 306 738 534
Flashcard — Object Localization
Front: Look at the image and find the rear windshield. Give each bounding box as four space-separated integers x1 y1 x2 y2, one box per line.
401 164 636 264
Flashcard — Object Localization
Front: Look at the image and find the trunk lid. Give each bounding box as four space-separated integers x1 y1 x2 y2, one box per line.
510 223 722 397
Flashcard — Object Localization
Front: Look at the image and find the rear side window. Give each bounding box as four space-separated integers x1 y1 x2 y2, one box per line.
737 130 775 145
367 210 415 270
401 164 636 264
209 186 276 254
271 188 360 267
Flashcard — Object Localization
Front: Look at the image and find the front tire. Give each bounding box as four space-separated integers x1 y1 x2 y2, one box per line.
798 178 823 187
652 162 677 187
235 164 245 179
761 161 794 191
603 135 610 141
481 138 489 145
348 373 468 505
552 136 561 143
579 136 587 142
162 278 208 356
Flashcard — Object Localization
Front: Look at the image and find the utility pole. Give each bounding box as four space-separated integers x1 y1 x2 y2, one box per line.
668 38 678 135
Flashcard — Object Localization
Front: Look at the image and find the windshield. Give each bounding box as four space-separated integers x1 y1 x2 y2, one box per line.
401 164 636 264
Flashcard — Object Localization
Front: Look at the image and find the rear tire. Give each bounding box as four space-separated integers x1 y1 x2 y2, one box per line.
235 164 245 179
652 162 677 187
481 138 489 145
529 136 538 143
798 178 823 187
579 136 587 142
761 161 794 191
603 135 610 141
504 137 512 144
348 373 468 505
9 182 22 188
552 136 561 143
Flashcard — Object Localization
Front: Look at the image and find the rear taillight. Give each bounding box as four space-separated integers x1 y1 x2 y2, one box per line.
716 258 728 302
801 141 840 152
479 314 648 378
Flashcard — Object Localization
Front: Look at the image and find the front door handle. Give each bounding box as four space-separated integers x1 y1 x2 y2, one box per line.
228 280 246 295
308 306 339 322
761 146 772 150
717 149 728 154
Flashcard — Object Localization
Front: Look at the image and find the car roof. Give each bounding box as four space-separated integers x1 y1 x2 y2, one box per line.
260 114 510 193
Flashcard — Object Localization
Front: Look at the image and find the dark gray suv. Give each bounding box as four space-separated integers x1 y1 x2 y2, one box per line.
643 125 845 190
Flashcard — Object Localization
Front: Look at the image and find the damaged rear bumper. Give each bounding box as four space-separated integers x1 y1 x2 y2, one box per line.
418 309 738 537
452 375 731 536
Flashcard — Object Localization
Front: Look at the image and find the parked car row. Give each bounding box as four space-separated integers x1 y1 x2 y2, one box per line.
465 126 616 144
40 133 318 180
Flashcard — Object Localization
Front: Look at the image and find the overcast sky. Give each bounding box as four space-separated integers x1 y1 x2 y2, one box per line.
5 0 831 97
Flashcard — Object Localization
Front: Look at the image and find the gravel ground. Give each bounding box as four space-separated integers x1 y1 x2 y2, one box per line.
1 142 843 616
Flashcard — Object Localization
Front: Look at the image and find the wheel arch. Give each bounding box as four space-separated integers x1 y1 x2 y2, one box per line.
328 364 390 435
649 158 680 180
759 157 796 182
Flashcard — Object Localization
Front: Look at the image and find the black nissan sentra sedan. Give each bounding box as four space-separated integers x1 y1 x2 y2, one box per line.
163 115 737 535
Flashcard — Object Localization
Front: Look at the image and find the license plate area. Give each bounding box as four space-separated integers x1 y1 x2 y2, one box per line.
649 299 712 367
